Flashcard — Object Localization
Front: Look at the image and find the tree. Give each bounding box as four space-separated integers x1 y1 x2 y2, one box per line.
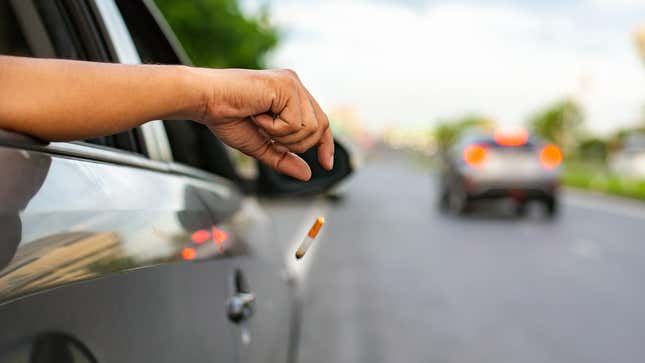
528 98 583 150
434 115 493 152
577 137 608 162
154 0 279 69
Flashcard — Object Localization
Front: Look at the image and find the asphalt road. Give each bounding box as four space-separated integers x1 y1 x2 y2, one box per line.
297 149 645 363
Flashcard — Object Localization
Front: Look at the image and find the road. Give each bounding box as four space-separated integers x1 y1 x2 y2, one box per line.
297 149 645 363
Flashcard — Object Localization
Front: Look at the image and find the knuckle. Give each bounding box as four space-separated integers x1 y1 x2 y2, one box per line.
281 68 298 77
321 113 330 128
287 121 302 132
291 143 309 154
305 123 317 135
283 75 298 88
273 150 288 170
249 139 272 159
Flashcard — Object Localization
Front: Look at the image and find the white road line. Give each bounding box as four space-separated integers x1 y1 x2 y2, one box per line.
564 189 645 220
571 237 600 260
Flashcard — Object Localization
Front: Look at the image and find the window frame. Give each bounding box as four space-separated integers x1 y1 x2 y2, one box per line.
3 0 172 160
87 0 173 162
113 0 248 186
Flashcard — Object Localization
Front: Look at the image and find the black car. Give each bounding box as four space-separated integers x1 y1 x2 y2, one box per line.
0 1 353 362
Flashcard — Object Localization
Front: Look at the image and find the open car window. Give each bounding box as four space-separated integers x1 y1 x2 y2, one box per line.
114 0 251 183
0 0 146 156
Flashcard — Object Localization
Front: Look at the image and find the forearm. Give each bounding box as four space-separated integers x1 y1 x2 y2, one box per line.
0 56 203 141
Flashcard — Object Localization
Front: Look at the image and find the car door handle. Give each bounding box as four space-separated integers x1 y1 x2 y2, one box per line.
226 292 255 324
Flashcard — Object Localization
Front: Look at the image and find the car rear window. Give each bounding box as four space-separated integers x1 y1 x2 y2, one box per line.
476 137 536 151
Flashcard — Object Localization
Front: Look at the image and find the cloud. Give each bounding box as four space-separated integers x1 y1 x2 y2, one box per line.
265 0 644 133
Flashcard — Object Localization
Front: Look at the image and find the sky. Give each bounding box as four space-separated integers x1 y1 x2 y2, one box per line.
245 0 645 134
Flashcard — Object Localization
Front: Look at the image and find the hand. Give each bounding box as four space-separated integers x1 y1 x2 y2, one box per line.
190 68 334 181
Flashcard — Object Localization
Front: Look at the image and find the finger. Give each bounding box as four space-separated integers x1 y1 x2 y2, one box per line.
268 73 305 134
278 124 324 154
301 87 335 170
255 141 312 181
271 89 319 144
251 114 296 137
270 76 318 143
272 123 317 145
267 146 312 181
210 121 311 181
317 127 335 170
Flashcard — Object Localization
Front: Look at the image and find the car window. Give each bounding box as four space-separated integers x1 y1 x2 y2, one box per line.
0 0 146 156
0 1 32 56
114 0 251 182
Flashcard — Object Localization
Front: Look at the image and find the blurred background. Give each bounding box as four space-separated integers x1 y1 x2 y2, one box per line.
155 0 645 198
155 0 645 362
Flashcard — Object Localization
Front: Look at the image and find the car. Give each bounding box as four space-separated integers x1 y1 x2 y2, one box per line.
438 127 562 217
0 0 354 362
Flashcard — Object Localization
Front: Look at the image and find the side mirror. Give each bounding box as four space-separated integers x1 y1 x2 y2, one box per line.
256 140 354 196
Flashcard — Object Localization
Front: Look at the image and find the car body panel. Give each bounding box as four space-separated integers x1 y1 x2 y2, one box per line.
0 138 253 361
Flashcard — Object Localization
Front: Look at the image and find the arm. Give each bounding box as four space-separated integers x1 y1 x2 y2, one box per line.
0 56 333 181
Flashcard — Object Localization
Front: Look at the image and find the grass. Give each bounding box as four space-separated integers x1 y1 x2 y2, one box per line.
562 161 645 201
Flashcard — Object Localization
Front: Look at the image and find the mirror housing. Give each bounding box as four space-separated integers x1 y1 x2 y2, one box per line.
256 140 354 197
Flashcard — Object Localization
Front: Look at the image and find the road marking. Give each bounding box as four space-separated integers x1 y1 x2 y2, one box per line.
571 238 600 260
563 190 645 221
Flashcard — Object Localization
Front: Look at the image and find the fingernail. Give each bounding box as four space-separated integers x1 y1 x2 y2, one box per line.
283 152 311 181
329 154 334 170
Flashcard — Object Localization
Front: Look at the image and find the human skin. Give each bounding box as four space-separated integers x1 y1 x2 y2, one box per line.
0 56 334 181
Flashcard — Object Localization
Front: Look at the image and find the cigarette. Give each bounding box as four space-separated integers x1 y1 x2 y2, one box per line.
295 217 325 259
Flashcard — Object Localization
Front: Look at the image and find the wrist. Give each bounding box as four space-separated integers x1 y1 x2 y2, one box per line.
166 65 210 122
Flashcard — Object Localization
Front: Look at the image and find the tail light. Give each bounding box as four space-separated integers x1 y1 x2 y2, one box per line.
539 144 563 169
494 127 529 147
463 144 488 168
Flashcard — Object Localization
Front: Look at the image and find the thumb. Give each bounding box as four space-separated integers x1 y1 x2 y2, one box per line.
209 120 312 181
259 142 312 182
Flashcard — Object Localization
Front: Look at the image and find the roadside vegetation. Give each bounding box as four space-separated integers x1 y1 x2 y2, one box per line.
154 0 278 69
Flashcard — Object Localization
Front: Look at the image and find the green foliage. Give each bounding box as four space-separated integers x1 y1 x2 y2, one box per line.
434 115 493 151
577 137 608 162
563 161 645 200
154 0 279 68
528 99 583 150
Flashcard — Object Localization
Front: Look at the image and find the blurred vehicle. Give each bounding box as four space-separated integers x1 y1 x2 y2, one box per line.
438 127 562 217
0 0 353 362
610 134 645 179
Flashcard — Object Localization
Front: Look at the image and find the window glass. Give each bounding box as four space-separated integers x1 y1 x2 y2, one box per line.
0 0 146 156
115 0 250 180
0 1 32 56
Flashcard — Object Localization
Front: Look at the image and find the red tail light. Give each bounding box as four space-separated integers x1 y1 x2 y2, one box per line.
463 144 488 168
181 247 197 261
494 127 529 147
539 144 563 169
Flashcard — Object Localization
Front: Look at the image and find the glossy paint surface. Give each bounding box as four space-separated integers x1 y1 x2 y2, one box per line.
0 139 298 362
0 145 243 303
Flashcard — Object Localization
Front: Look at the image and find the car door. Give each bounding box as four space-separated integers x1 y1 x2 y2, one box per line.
0 1 246 362
112 1 295 361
